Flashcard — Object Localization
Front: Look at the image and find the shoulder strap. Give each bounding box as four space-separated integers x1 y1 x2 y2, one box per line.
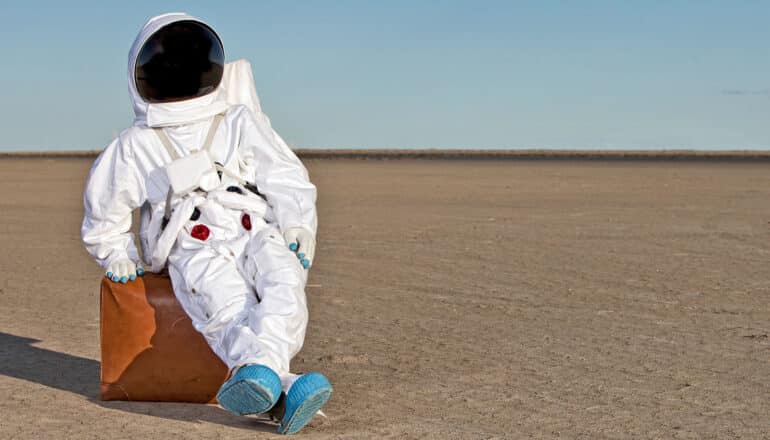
153 112 225 161
203 113 225 154
154 128 180 161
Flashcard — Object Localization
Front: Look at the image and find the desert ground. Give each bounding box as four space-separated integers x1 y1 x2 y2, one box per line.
0 157 769 439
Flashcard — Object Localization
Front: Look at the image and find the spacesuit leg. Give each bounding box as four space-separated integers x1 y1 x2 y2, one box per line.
242 228 333 434
243 226 309 384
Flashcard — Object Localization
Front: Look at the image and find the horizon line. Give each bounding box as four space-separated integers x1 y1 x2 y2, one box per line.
2 149 770 161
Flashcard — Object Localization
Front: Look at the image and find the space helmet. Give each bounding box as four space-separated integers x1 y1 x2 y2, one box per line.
134 20 225 103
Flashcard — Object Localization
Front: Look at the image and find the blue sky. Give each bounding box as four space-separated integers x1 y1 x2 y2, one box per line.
1 1 768 150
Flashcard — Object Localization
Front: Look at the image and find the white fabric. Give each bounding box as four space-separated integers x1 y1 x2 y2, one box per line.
207 188 269 216
168 218 308 377
148 194 203 272
164 150 218 195
82 13 318 383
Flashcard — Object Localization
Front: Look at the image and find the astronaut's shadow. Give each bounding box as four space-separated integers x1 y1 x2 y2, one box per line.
0 331 275 432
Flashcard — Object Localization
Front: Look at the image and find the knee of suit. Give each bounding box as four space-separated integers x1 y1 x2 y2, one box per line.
252 281 308 322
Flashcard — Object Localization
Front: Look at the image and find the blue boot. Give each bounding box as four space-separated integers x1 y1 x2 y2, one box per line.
216 364 282 415
278 372 333 435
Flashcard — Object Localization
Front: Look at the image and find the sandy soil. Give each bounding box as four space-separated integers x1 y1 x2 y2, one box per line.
0 158 769 439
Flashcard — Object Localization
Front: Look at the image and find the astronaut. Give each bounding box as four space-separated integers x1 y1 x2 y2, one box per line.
81 13 331 434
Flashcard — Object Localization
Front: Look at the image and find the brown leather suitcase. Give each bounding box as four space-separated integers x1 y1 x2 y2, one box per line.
100 272 229 402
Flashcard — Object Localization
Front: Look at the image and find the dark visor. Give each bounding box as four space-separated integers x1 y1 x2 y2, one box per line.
135 20 225 103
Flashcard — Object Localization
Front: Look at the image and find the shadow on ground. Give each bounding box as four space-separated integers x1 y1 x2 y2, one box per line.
0 331 276 432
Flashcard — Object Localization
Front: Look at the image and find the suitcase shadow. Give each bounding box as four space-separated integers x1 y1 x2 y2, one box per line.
0 331 277 433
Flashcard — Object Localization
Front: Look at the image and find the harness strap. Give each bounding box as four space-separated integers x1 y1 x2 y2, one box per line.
154 129 180 161
163 187 174 228
202 113 224 154
153 113 225 160
215 163 247 185
154 113 226 224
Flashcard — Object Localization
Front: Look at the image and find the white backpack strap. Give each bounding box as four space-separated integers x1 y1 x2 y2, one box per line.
163 186 174 226
153 128 180 224
215 163 247 186
203 112 225 154
154 112 224 161
153 128 180 161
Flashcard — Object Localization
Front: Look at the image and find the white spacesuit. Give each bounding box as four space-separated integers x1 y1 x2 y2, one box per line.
81 13 331 434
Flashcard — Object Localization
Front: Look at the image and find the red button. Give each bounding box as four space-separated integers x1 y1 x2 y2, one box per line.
241 214 252 231
191 224 210 241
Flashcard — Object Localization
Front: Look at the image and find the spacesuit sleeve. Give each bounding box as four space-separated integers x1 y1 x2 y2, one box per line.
238 109 317 236
81 138 145 268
